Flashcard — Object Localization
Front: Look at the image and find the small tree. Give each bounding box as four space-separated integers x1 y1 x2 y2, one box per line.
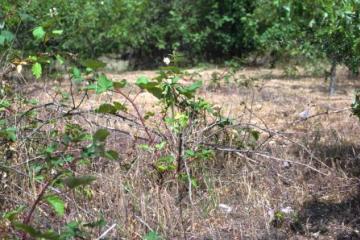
252 0 360 95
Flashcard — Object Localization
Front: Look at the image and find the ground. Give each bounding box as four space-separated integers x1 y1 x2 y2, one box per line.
6 66 360 239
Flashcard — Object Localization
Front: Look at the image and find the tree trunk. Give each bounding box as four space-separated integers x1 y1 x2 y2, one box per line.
329 61 337 96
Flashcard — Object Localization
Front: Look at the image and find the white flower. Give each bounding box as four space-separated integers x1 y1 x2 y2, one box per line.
16 65 23 74
100 1 104 5
49 7 58 17
298 109 310 120
218 203 232 213
268 208 275 220
280 206 293 214
53 8 58 16
163 57 171 65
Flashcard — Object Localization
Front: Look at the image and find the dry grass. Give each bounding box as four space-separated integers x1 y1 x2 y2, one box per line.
2 66 360 239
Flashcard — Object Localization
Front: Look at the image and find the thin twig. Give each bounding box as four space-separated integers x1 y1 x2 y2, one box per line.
96 223 117 240
114 89 154 143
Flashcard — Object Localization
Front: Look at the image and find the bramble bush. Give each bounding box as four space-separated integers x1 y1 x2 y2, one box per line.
1 8 263 237
2 1 360 239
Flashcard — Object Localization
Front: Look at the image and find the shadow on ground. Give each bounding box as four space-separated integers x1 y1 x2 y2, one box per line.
290 143 360 239
296 195 360 240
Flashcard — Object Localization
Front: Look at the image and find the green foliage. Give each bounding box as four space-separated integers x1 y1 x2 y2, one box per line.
144 231 162 240
251 0 360 72
13 223 59 240
31 62 42 79
155 155 176 173
86 75 113 94
32 26 46 41
2 0 260 66
45 195 65 217
0 30 15 46
63 175 97 189
352 89 360 119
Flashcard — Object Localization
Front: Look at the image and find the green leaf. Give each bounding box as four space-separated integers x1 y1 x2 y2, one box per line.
56 54 64 65
0 30 14 46
63 175 96 189
155 155 176 172
179 80 202 98
96 103 117 114
2 30 15 41
80 59 106 70
113 101 127 111
0 127 17 141
136 76 150 86
32 62 42 79
13 223 60 240
251 130 260 141
52 29 63 35
144 111 155 120
144 231 161 240
0 35 5 46
104 150 119 160
95 75 113 94
136 76 163 98
113 79 127 89
13 223 39 236
37 230 60 240
93 129 110 142
45 195 65 217
32 26 46 41
3 206 26 222
72 67 81 78
72 67 83 84
83 218 106 228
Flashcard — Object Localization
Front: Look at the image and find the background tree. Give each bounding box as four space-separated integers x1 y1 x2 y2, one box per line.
252 0 360 94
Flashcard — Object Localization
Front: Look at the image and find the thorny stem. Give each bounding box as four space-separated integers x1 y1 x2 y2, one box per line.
175 131 188 240
114 89 154 143
22 172 62 239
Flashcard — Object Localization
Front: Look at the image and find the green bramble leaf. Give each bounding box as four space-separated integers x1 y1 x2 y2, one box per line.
136 76 150 86
0 127 17 141
3 206 26 222
45 195 65 217
251 130 260 141
13 223 59 240
51 29 63 35
56 54 64 65
136 76 163 98
32 62 42 79
113 79 127 89
113 101 127 111
32 26 46 41
83 218 106 228
80 59 106 70
178 80 202 98
155 155 176 172
95 75 113 94
96 103 117 114
0 35 5 46
104 150 119 160
0 30 15 46
13 223 38 236
63 175 96 189
93 129 110 142
144 231 162 240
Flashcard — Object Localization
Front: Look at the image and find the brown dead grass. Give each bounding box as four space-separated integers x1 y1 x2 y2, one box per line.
3 66 360 239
